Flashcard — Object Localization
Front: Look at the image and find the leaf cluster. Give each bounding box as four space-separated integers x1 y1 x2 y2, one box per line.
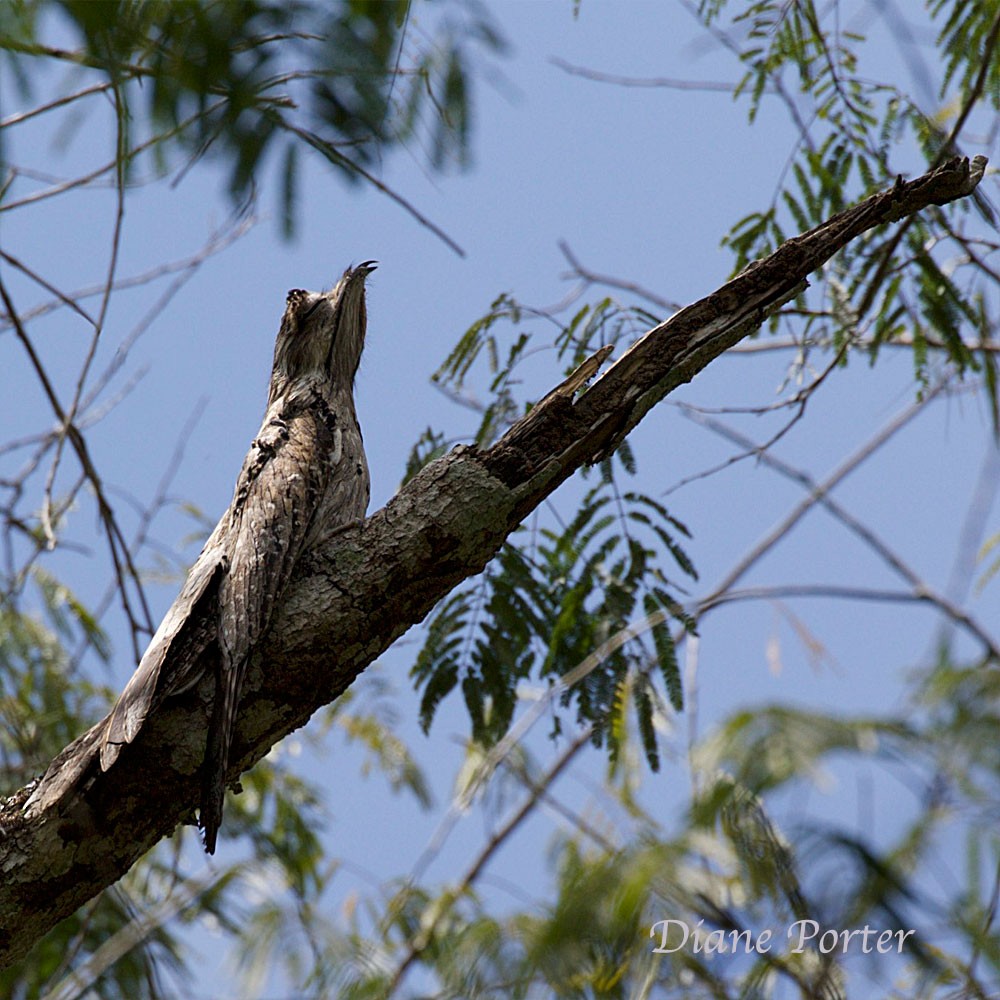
0 568 110 788
1 0 504 237
702 0 999 416
413 481 697 770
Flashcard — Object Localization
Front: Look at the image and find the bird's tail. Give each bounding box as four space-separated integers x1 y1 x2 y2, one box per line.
200 659 244 854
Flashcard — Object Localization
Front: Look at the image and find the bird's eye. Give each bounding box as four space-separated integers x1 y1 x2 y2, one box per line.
302 299 323 320
285 289 322 322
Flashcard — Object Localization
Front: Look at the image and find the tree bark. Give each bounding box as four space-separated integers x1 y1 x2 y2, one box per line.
0 155 986 969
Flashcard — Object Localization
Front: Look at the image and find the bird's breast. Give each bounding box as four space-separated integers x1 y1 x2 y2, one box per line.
303 412 369 550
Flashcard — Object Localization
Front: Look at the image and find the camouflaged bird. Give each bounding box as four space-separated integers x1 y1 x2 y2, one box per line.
99 262 375 852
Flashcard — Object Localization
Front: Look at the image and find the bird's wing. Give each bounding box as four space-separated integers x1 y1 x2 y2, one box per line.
100 521 228 770
102 385 338 776
218 390 337 670
200 387 338 850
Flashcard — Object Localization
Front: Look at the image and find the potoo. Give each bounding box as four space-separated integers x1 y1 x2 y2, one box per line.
100 262 375 853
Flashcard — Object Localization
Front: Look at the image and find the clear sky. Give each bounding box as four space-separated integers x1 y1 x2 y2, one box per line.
3 1 997 995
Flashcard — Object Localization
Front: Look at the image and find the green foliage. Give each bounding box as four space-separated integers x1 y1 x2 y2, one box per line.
412 479 697 769
292 652 998 998
692 707 910 799
0 580 189 999
326 678 434 807
520 840 652 997
0 536 431 999
1 877 192 1000
413 243 699 774
932 0 1000 110
702 0 998 411
402 426 450 486
0 570 111 785
0 0 504 236
430 292 661 454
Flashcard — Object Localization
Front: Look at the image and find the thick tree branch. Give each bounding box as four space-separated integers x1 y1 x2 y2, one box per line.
0 155 986 969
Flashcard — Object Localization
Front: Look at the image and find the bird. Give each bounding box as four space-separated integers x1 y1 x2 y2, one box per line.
99 261 375 853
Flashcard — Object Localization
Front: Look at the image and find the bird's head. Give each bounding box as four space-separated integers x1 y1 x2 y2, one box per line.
271 261 377 397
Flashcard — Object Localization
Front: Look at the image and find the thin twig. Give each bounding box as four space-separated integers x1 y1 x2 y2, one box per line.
558 240 681 313
0 80 113 128
696 385 942 604
71 400 209 673
855 8 1000 321
550 56 746 93
0 101 229 214
0 251 97 327
385 728 593 996
686 399 1000 661
0 279 153 656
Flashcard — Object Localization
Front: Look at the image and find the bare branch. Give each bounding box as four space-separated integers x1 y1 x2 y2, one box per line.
0 280 154 651
0 215 256 333
0 81 114 129
558 240 682 313
550 56 744 94
693 383 942 607
687 405 1000 660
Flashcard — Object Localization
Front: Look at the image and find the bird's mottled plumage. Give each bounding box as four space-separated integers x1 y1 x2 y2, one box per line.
100 262 375 852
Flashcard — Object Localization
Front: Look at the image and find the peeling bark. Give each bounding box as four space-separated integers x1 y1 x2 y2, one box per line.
0 155 986 968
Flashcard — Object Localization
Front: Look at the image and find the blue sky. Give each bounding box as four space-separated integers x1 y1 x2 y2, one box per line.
3 1 998 995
